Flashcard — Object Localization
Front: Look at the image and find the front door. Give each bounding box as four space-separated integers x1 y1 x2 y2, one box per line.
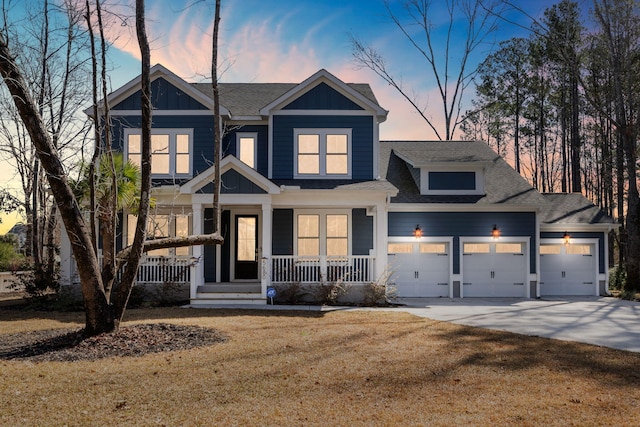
235 215 258 280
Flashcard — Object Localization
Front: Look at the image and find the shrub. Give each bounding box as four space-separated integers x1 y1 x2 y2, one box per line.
0 235 28 272
362 267 398 306
10 264 60 298
312 277 351 305
273 281 305 304
609 265 626 291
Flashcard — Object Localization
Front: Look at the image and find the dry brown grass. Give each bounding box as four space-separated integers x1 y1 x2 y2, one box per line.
1 307 639 426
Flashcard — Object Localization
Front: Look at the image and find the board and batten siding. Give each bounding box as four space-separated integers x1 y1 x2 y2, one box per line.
282 82 365 110
112 78 208 111
271 115 374 180
388 211 537 274
541 231 606 273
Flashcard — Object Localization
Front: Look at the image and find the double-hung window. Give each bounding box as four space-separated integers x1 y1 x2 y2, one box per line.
294 129 351 178
295 212 349 257
127 213 190 256
125 129 193 177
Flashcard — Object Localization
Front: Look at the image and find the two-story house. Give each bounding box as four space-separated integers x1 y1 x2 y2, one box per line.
59 64 616 304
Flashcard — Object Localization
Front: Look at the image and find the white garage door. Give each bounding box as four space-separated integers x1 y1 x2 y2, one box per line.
540 243 596 296
388 242 450 297
462 242 527 297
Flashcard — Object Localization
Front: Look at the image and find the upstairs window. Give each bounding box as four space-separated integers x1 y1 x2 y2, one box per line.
237 133 257 169
294 129 351 178
125 129 193 177
420 168 484 195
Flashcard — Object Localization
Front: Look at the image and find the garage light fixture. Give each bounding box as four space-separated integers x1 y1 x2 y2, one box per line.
491 224 501 239
413 224 423 239
563 231 571 245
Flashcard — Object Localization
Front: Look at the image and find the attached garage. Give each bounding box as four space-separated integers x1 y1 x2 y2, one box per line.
388 241 450 297
461 241 528 297
540 242 598 296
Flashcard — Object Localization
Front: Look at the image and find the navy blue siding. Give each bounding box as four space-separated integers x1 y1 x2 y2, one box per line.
283 83 364 110
352 208 373 256
223 125 269 176
541 231 606 273
113 78 208 110
429 172 475 190
112 115 214 180
272 115 374 180
220 169 267 194
389 212 537 274
272 209 294 255
203 208 216 282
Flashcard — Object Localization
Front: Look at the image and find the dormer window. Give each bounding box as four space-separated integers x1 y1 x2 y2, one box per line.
294 129 351 178
420 168 484 195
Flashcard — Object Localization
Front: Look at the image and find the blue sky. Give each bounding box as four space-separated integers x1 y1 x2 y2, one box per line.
0 0 562 231
104 0 560 140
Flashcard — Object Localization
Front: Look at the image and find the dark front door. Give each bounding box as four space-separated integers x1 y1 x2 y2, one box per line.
235 215 258 280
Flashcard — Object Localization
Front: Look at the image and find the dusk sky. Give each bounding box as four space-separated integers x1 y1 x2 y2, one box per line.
103 0 561 140
0 0 565 231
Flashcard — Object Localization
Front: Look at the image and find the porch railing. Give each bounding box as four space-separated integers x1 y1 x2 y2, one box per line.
73 255 193 285
270 255 374 284
133 255 193 284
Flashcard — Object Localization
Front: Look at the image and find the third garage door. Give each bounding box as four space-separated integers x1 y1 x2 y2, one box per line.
462 241 527 297
540 243 597 296
388 242 450 297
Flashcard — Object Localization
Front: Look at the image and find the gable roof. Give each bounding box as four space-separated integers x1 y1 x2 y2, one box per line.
258 69 387 121
85 64 228 116
540 193 616 225
380 140 549 206
179 155 280 195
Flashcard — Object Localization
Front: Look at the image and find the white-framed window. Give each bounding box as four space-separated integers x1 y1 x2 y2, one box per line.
294 129 351 178
125 128 193 177
295 211 350 256
236 132 257 169
127 213 191 256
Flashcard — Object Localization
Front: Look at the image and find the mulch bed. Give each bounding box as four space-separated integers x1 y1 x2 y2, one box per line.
0 323 227 363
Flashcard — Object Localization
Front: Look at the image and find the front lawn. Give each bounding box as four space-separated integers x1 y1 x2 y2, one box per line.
1 307 638 426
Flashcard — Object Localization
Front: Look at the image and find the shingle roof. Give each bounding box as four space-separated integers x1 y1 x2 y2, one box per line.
540 193 615 225
272 179 397 193
192 82 379 117
380 140 549 206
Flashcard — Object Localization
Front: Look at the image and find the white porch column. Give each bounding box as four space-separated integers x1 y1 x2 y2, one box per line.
261 202 273 297
191 203 204 300
374 201 388 282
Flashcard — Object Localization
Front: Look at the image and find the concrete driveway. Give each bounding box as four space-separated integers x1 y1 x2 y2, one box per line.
393 297 640 353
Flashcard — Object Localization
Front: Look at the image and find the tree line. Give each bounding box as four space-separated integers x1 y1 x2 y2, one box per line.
460 0 639 293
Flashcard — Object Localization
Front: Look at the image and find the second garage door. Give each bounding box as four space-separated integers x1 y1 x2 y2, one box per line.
462 241 527 297
540 243 597 296
388 242 450 297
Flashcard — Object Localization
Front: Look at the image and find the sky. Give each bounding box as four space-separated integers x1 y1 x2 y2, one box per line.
0 0 562 232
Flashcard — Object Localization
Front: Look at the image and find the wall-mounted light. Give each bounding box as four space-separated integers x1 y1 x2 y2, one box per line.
413 224 423 239
491 224 501 239
563 231 571 245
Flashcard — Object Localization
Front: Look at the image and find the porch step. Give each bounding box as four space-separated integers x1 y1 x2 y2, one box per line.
197 283 261 293
191 295 266 306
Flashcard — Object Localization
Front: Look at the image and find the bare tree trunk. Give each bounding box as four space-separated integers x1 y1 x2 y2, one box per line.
0 32 110 335
212 0 221 233
111 0 152 328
